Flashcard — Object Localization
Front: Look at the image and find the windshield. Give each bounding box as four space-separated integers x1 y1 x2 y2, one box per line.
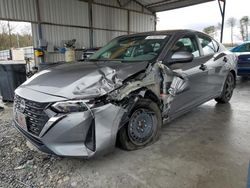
90 34 169 61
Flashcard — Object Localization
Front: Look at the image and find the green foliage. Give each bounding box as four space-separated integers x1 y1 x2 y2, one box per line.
240 16 249 41
0 21 32 50
203 26 216 37
227 17 236 27
0 33 32 50
227 17 237 45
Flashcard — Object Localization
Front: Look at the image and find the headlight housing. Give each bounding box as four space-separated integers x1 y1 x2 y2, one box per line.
51 100 89 113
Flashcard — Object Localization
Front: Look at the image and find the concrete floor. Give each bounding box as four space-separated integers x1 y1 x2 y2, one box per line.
76 77 249 188
1 77 250 187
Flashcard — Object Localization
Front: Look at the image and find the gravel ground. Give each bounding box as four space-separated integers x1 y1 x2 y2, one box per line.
0 102 149 188
0 103 64 188
0 102 156 188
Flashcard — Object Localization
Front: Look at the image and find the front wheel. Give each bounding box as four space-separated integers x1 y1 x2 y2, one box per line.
215 72 235 103
118 98 162 151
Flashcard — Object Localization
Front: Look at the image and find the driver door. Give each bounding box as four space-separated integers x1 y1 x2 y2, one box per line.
165 35 209 119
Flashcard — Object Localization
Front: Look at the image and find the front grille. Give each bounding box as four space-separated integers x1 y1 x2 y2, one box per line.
14 95 50 136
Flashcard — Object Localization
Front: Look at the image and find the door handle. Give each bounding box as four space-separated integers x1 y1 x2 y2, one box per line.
223 57 228 62
199 64 207 71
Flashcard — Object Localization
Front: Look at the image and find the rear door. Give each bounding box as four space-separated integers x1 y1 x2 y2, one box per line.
196 33 227 97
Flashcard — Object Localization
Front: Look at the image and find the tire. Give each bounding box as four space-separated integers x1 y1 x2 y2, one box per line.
215 72 235 103
118 98 162 151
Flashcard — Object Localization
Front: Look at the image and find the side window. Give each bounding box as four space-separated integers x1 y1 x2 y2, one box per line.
198 35 216 56
170 36 200 58
152 43 161 52
212 40 219 52
239 43 250 52
246 43 250 52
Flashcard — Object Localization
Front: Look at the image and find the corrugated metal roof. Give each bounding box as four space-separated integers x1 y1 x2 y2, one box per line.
135 0 215 12
0 0 217 63
92 0 214 13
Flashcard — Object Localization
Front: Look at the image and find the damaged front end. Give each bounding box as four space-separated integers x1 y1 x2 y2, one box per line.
42 102 126 157
13 88 126 158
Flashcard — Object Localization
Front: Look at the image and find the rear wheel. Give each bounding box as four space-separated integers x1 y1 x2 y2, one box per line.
215 72 235 103
118 98 162 150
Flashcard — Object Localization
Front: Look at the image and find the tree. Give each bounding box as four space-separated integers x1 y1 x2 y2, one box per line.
21 24 31 35
0 21 32 50
240 16 249 41
227 17 237 46
240 23 245 41
0 21 16 49
203 26 216 37
0 21 9 50
0 21 8 33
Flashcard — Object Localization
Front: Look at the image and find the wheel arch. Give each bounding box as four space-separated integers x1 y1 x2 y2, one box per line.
124 87 162 109
230 69 236 86
143 89 162 109
116 88 162 136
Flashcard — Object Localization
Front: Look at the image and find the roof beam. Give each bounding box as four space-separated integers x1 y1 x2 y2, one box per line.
116 0 122 7
133 0 154 13
120 0 133 7
145 0 175 8
218 0 226 42
144 0 214 12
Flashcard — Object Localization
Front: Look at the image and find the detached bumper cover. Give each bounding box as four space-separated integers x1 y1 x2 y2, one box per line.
13 103 125 158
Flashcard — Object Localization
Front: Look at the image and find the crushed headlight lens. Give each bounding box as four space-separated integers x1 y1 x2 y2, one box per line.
51 100 88 113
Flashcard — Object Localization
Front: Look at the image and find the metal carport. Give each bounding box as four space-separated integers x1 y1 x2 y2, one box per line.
0 0 225 62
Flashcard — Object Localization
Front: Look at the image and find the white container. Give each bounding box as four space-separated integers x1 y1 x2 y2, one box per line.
65 48 75 62
11 48 25 61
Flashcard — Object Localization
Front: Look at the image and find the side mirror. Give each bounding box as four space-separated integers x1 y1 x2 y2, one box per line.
170 51 194 64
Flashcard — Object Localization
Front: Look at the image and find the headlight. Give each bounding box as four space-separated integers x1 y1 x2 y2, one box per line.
51 100 89 113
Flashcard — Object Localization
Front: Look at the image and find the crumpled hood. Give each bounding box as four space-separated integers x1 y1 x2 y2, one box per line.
21 61 148 99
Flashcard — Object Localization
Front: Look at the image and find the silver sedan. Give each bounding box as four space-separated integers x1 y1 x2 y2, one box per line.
13 30 237 157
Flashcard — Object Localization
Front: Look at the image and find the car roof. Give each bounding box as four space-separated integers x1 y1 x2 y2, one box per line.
121 29 208 38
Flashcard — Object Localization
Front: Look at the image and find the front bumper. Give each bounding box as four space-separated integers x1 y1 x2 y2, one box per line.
13 101 125 158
